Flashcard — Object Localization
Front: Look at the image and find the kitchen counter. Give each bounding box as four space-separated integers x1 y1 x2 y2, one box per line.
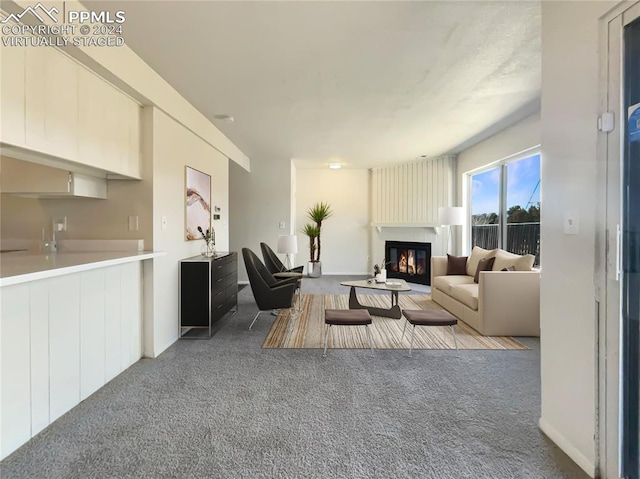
0 250 165 287
1 247 166 459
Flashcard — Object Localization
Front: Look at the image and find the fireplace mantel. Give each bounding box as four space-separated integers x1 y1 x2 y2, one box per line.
370 222 441 234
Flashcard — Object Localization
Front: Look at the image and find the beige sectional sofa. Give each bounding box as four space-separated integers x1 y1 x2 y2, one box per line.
430 247 540 337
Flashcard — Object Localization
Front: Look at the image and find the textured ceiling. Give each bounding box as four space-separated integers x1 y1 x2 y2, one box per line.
91 1 541 168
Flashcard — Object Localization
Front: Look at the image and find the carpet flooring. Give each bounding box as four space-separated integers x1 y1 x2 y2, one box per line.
264 294 528 350
0 275 589 479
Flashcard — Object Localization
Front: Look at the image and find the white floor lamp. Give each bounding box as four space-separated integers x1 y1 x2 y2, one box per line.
277 234 298 270
438 207 465 255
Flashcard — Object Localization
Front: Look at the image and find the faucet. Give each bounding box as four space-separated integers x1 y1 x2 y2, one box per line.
50 220 58 252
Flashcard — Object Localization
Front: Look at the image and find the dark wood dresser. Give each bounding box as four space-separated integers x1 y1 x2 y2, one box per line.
179 252 238 338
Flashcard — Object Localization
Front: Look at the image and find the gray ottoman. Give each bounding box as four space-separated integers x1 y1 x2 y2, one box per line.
401 309 458 356
323 309 373 357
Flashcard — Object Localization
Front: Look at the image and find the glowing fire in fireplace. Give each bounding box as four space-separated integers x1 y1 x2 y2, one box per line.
385 241 431 285
391 248 426 276
408 250 415 275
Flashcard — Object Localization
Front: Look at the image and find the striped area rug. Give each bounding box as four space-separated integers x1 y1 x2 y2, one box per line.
262 294 529 350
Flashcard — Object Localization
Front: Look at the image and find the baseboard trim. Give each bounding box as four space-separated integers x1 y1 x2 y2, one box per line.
151 336 179 359
538 417 596 478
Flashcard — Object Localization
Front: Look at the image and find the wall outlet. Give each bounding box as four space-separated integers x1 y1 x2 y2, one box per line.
53 216 67 232
128 216 139 231
279 221 286 229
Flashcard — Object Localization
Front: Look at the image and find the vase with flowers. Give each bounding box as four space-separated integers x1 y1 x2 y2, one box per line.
373 258 388 283
197 225 216 257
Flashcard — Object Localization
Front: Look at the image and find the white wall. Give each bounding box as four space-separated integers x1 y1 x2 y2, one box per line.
539 2 617 476
296 168 370 274
290 160 297 235
148 108 229 356
229 157 292 282
456 112 541 181
455 112 541 254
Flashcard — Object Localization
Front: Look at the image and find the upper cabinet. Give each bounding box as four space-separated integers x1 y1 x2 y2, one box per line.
25 46 78 161
0 157 107 199
0 44 26 147
1 44 141 179
77 68 105 171
77 68 141 178
24 46 47 153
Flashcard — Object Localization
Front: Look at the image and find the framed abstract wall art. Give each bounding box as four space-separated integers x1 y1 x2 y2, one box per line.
185 166 211 240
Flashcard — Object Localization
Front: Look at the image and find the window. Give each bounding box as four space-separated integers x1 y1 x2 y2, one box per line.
469 150 541 264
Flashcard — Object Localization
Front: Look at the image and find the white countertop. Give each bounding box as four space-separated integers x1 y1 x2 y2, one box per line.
0 250 166 287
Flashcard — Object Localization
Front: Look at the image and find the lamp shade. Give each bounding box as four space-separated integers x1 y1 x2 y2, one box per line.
438 207 465 226
277 235 298 254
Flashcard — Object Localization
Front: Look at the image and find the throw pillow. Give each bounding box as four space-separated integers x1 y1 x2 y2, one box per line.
466 245 497 276
446 254 468 275
474 256 496 283
491 249 535 271
501 266 516 271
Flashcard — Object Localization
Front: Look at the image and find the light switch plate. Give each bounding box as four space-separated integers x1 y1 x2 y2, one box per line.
128 216 139 231
563 211 579 235
161 216 167 231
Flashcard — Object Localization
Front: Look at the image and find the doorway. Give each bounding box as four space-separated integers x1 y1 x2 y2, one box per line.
621 15 640 479
601 4 640 478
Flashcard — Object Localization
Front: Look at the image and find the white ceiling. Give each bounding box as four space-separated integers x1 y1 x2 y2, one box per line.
92 1 541 169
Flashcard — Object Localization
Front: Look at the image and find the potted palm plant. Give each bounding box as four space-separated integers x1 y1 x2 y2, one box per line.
302 223 319 276
302 202 332 278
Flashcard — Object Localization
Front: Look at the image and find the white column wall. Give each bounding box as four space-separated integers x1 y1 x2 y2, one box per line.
539 2 617 476
150 108 229 356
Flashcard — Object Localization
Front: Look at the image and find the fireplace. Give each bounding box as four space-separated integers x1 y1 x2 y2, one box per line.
385 241 431 285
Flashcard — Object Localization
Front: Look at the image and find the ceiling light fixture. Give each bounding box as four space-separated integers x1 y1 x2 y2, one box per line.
214 114 234 123
329 162 342 169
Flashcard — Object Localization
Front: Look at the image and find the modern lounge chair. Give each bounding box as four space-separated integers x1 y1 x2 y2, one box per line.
260 242 304 275
242 248 298 330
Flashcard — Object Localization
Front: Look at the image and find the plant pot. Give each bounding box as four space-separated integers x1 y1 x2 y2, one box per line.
307 261 322 278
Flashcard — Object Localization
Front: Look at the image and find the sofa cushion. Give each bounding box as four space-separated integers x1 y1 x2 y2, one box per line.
466 246 497 276
492 249 535 271
433 275 475 295
446 254 468 275
474 256 496 283
450 284 479 310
